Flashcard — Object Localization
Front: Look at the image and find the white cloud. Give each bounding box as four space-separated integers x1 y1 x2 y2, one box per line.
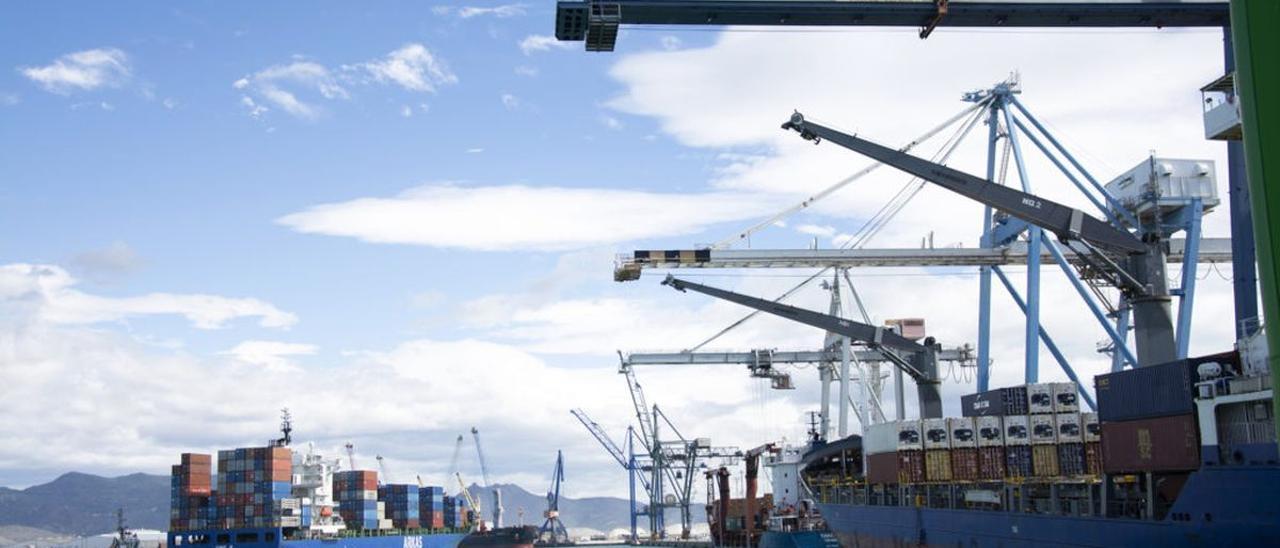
519 35 573 55
795 224 836 238
234 44 455 120
458 4 527 18
162 97 178 109
401 104 414 117
514 65 538 77
20 48 130 94
466 147 484 153
221 340 317 372
500 93 520 110
277 183 775 251
233 61 345 120
0 92 18 106
660 36 682 51
0 263 296 329
358 43 457 93
600 115 622 130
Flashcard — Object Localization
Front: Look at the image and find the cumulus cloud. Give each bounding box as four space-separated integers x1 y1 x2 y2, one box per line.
234 44 455 120
233 61 346 119
519 35 573 55
221 340 317 372
458 4 527 18
20 48 130 94
277 183 776 251
357 43 457 93
0 263 296 329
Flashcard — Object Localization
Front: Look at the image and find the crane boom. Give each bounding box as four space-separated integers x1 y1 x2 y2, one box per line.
781 112 1145 254
662 275 943 417
448 435 464 494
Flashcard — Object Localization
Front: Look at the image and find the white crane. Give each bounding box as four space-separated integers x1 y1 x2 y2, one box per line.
471 427 503 529
376 455 389 486
447 434 464 495
344 442 357 471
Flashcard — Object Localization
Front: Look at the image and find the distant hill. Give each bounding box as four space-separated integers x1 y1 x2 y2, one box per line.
0 472 170 536
0 473 697 538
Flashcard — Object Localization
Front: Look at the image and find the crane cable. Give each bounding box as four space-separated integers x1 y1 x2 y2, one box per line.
714 100 988 249
685 99 992 352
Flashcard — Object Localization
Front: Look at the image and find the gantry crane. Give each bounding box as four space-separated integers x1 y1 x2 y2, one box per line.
538 451 570 544
554 0 1228 52
471 427 503 529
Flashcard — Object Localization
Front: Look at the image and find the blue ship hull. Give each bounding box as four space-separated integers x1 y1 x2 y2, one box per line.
167 528 467 548
816 467 1280 547
757 530 840 548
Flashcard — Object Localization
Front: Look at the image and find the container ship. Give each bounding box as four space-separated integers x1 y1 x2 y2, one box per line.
795 339 1279 547
166 431 507 548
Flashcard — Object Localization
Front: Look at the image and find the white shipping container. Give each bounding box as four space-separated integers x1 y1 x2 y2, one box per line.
923 418 950 450
897 420 924 451
1082 412 1101 443
1027 383 1055 414
1004 416 1030 446
1056 413 1083 443
864 421 900 455
976 416 1004 447
948 417 977 448
1030 414 1058 445
1052 382 1080 413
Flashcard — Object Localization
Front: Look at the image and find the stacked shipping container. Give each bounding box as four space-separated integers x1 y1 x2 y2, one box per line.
215 447 294 529
419 486 446 529
334 470 384 530
170 453 214 531
1096 358 1207 473
379 484 420 529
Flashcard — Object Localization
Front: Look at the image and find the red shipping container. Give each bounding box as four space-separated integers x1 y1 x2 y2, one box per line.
896 450 925 484
978 447 1005 480
1101 414 1200 473
1085 442 1103 475
866 452 899 484
951 448 979 481
181 453 212 466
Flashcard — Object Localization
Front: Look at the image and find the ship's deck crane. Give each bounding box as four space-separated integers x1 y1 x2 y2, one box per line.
471 427 503 529
663 275 948 417
781 112 1179 368
538 451 570 544
448 434 464 495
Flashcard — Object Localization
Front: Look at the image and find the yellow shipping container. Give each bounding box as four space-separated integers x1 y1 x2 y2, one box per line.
1033 445 1060 477
925 450 952 482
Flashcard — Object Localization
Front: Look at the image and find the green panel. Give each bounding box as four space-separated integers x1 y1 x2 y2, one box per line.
1230 0 1280 443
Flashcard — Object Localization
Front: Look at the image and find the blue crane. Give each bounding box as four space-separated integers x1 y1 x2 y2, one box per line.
538 451 570 544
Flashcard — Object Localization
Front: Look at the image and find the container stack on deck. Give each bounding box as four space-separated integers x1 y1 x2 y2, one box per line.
170 453 214 531
419 486 445 529
922 418 952 482
1096 359 1204 474
215 447 294 528
896 421 925 483
949 417 978 481
442 495 462 529
379 484 420 529
334 470 385 530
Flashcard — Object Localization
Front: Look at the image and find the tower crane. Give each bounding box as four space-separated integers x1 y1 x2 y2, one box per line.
538 451 570 544
471 427 503 529
344 442 357 471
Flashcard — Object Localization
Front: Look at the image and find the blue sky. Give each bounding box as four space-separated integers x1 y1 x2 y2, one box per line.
0 2 1242 513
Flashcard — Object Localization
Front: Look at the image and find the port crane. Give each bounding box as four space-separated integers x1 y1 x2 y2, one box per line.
663 275 950 418
447 434 464 495
554 0 1228 52
344 442 357 471
375 455 389 486
471 427 503 529
781 111 1188 369
538 450 570 544
456 472 483 531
